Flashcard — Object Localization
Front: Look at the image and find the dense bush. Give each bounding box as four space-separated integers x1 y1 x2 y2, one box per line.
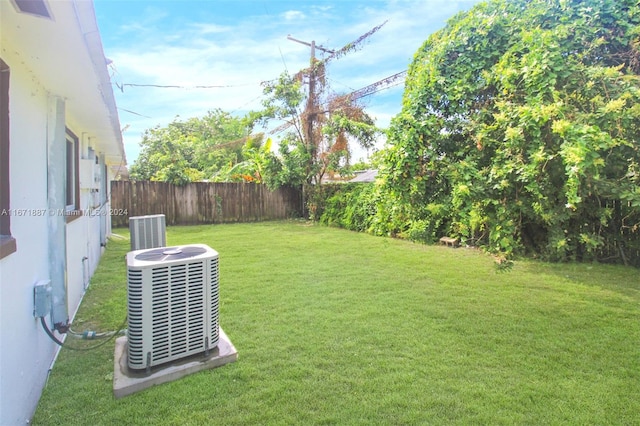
374 0 640 265
306 183 378 232
317 183 378 232
305 183 344 222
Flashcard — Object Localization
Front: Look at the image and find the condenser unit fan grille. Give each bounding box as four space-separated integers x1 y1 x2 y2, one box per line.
135 246 207 262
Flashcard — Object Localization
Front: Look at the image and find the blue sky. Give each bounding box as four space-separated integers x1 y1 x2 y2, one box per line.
94 0 481 164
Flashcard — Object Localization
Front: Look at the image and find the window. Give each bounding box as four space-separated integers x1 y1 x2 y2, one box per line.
65 129 80 220
11 0 51 19
0 58 16 259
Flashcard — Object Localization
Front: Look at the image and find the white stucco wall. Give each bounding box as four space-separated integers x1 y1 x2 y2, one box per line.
0 49 118 425
0 56 56 426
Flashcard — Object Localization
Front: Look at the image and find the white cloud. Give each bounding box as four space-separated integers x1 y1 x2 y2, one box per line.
102 0 482 162
189 22 232 35
283 10 306 21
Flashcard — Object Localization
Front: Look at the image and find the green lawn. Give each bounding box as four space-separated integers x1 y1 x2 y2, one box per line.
33 221 640 425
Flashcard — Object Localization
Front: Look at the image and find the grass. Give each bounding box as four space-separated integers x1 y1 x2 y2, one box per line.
32 221 640 425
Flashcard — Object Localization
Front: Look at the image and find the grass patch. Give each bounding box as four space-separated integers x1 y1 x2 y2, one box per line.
33 221 640 425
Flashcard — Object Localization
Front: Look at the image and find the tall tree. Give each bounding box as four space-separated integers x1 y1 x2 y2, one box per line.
376 0 640 263
249 70 380 185
248 24 388 185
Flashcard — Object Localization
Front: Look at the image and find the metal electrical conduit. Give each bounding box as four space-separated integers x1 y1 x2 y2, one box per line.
39 314 127 351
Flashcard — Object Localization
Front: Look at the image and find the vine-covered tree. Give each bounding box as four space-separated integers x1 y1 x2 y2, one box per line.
376 0 640 264
248 18 389 186
249 70 380 185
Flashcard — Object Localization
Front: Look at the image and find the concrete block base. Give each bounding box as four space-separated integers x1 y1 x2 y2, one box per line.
113 328 237 398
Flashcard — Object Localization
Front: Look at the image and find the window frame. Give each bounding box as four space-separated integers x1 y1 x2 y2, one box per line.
65 128 81 222
11 0 52 19
0 57 16 259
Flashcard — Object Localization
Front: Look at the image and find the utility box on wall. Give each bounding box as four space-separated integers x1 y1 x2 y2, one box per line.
33 280 52 318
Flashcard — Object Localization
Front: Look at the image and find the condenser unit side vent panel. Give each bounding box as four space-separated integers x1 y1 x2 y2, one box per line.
127 269 144 367
209 258 220 344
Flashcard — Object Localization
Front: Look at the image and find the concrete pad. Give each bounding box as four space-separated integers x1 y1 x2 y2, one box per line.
113 327 237 398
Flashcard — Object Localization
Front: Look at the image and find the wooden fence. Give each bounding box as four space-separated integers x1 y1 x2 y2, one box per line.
110 181 303 227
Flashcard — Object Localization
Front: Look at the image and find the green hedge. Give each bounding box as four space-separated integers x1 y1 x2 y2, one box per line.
306 183 378 233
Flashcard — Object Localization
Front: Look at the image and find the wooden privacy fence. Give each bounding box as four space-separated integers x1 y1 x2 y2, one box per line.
110 181 303 227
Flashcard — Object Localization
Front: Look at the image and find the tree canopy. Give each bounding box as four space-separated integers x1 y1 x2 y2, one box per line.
129 71 381 188
375 0 640 263
129 109 248 184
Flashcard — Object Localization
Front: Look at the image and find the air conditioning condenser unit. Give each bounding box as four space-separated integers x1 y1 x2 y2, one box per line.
126 244 219 371
129 214 166 251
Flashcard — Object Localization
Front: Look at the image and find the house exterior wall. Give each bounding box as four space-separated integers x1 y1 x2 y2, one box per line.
0 25 122 426
0 55 56 426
